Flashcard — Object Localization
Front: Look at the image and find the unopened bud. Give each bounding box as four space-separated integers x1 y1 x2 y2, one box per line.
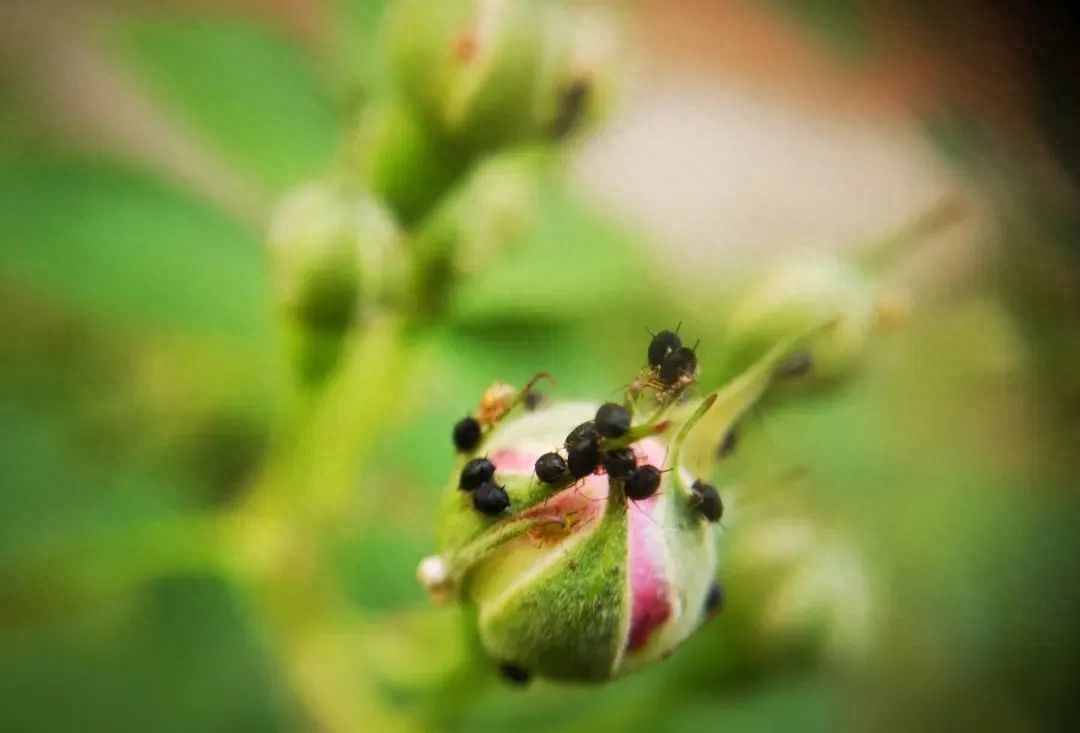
721 255 879 390
267 183 403 383
385 0 553 155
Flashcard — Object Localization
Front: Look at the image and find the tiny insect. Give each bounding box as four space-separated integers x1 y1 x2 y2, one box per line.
473 481 510 515
595 402 631 439
523 390 545 411
535 452 568 485
703 582 724 617
658 345 698 387
460 457 495 491
452 416 482 453
774 349 813 379
647 329 682 369
624 464 662 500
601 447 637 480
565 421 601 478
550 77 591 141
498 661 531 686
717 425 739 459
477 382 517 425
691 479 723 522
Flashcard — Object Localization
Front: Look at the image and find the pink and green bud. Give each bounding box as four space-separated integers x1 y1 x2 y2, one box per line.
426 401 718 682
418 330 821 683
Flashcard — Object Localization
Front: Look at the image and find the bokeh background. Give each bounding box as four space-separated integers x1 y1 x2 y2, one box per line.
3 1 1080 731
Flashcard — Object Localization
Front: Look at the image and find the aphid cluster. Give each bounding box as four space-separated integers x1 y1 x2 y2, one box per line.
448 328 727 524
458 457 510 515
432 325 747 687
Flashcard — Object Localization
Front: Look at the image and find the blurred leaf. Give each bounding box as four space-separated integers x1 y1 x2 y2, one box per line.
0 576 295 733
0 155 272 342
106 18 340 193
450 185 660 327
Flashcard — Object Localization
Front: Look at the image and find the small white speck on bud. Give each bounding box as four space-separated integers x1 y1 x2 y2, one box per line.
416 555 453 604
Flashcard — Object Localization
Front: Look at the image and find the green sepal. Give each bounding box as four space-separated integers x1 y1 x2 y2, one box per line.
471 501 629 682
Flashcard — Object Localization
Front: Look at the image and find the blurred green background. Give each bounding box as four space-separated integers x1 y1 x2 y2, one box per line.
2 1 1080 731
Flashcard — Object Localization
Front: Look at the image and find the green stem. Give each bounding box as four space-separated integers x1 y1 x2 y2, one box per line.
225 312 426 733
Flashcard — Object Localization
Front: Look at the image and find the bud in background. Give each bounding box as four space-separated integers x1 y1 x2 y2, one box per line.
350 102 471 228
718 197 966 394
267 182 403 385
386 0 583 154
720 255 880 392
721 505 874 670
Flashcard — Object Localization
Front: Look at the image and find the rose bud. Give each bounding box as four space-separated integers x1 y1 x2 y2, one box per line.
416 332 810 683
384 0 555 156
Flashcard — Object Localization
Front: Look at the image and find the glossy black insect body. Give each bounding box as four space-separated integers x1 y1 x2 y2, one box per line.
565 421 601 478
602 447 637 479
692 479 723 522
535 452 568 485
659 346 698 385
624 464 662 500
452 416 482 452
473 481 510 515
595 402 631 438
459 457 495 491
498 661 532 686
647 329 682 368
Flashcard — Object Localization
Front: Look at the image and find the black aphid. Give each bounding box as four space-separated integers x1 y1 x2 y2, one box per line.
452 416 482 453
550 78 590 141
535 452 568 485
523 391 545 411
565 421 601 478
703 582 724 616
692 479 723 522
459 457 495 491
472 481 510 515
774 349 813 379
659 345 698 385
717 426 739 459
602 447 637 479
498 661 532 686
595 402 631 439
624 464 662 500
647 329 682 368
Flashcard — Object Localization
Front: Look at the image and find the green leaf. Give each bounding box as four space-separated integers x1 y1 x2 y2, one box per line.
106 18 340 193
0 155 271 341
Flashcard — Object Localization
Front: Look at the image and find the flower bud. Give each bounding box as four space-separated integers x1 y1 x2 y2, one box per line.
385 0 564 154
350 103 470 227
533 4 621 142
267 183 403 383
423 402 719 682
722 509 874 668
418 329 819 682
720 255 880 390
